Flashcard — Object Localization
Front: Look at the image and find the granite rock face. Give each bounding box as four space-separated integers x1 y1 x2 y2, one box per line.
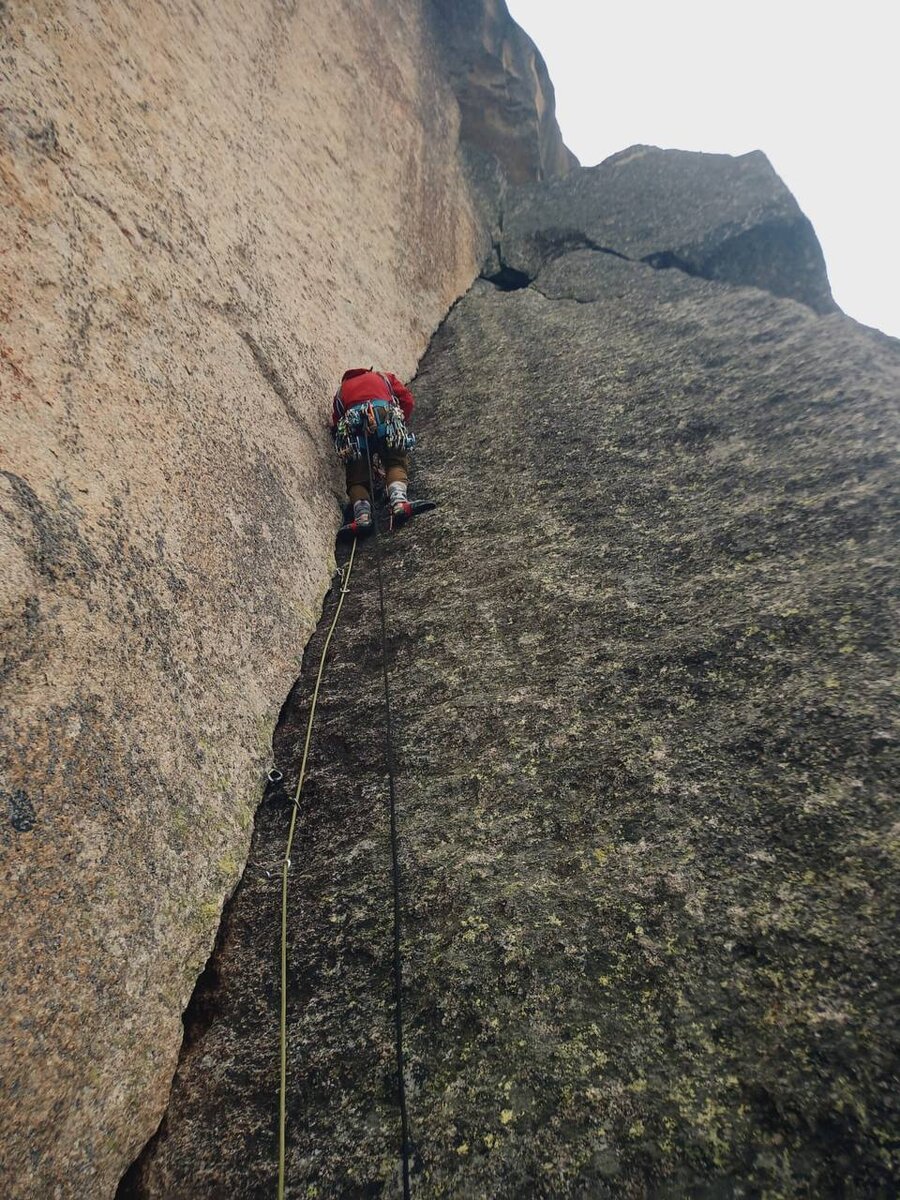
428 0 578 185
499 146 837 313
126 168 898 1193
0 2 571 1195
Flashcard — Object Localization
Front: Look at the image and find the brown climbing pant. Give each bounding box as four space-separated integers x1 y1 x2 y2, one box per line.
346 447 408 503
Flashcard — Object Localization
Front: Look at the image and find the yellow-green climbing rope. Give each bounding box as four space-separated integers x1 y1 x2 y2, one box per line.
278 537 357 1200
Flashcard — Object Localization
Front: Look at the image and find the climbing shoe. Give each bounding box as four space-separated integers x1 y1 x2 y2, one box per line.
391 498 437 528
390 497 413 523
337 499 374 540
388 481 421 527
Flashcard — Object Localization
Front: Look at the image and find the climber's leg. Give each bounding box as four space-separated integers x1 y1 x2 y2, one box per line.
383 450 412 521
337 457 373 538
381 447 437 527
346 457 370 505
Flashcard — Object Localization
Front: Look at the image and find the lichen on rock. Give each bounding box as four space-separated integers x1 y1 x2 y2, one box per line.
0 1 571 1195
123 153 899 1195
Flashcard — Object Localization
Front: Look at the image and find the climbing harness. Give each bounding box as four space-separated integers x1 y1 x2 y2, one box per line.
332 399 417 463
275 438 414 1199
277 542 358 1200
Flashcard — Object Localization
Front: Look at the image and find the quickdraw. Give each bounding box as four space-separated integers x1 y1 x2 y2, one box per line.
333 400 416 463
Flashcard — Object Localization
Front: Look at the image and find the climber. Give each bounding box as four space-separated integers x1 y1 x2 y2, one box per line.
330 366 434 536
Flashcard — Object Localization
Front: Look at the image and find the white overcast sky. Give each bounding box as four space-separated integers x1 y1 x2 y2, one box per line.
507 0 898 337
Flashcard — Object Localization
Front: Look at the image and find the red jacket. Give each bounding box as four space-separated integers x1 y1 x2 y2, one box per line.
331 368 414 428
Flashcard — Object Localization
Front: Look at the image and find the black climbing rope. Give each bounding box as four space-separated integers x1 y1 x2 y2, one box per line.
365 434 413 1200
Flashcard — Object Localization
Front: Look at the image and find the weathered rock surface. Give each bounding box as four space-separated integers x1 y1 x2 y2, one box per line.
499 146 837 313
127 176 898 1192
428 0 578 186
0 2 571 1195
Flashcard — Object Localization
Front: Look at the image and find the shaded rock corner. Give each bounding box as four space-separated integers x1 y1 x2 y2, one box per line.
0 1 571 1196
120 147 899 1197
2 0 897 1198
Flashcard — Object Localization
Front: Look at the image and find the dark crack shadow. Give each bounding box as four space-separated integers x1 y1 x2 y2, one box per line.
239 330 304 426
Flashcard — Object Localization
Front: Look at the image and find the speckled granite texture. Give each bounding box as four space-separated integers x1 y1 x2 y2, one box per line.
0 2 571 1194
126 158 898 1196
